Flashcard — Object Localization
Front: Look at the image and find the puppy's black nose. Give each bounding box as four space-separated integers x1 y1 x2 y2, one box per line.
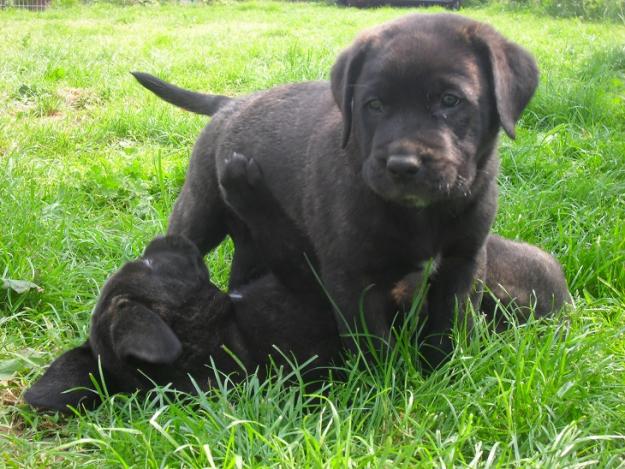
386 155 421 178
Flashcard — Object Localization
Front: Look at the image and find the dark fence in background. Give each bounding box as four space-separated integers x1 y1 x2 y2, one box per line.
1 0 52 10
0 0 207 8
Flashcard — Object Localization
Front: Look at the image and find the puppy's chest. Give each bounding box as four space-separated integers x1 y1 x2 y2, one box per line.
346 218 442 273
313 188 449 272
382 232 440 271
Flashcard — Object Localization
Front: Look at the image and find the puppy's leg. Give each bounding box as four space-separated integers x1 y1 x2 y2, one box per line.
227 216 268 290
219 153 322 298
167 130 267 288
219 153 339 376
24 342 105 413
419 245 487 371
320 268 399 358
481 234 571 329
167 130 229 254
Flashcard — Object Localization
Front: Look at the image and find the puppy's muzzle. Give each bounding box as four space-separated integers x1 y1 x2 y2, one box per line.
386 154 422 179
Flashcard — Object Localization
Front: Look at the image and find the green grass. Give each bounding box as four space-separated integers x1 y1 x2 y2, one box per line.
1 1 624 466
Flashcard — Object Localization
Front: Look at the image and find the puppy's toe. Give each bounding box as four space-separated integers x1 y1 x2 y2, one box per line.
223 152 250 184
222 152 264 193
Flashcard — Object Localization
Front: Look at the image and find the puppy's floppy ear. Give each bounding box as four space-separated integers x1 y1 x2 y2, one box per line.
331 40 370 149
110 301 182 365
24 342 102 413
472 26 539 139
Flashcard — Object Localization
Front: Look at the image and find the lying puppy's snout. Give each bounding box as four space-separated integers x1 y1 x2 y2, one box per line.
386 154 422 178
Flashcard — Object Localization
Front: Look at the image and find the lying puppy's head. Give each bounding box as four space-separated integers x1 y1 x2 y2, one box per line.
24 236 231 413
331 14 538 207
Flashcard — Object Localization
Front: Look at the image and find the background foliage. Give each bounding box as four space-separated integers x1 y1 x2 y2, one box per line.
464 0 624 21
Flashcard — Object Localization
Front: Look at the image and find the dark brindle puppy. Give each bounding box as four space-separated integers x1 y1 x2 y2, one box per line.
24 155 339 413
132 14 558 368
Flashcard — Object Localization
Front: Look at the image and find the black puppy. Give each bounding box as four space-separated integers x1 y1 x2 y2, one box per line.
24 155 339 413
132 13 552 368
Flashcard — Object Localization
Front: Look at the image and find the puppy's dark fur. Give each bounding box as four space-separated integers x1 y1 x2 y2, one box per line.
25 155 339 413
134 14 561 368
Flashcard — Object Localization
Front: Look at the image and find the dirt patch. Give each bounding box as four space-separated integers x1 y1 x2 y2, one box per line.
58 87 101 110
0 380 66 437
1 384 20 407
0 382 26 436
44 109 63 120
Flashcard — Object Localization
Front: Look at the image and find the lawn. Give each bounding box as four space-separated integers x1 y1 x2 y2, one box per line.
1 1 625 466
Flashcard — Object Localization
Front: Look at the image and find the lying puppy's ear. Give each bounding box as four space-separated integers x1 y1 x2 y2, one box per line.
331 39 371 149
24 342 102 413
471 26 539 139
111 300 182 365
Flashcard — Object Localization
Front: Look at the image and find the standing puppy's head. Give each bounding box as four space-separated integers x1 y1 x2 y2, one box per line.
24 235 224 413
331 14 538 207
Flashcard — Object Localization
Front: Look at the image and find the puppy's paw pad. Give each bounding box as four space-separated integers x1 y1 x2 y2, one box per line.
221 152 268 215
222 152 250 184
222 152 263 187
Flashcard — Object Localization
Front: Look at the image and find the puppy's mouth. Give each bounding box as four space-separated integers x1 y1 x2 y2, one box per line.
362 156 467 207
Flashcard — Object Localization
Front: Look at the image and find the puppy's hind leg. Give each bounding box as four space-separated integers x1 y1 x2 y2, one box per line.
220 153 322 298
227 216 269 290
168 130 229 255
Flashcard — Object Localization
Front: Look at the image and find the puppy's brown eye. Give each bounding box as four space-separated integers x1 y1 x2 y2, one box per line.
366 99 384 112
441 93 461 108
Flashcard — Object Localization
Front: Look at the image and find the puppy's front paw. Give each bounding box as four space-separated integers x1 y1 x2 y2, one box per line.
220 152 265 216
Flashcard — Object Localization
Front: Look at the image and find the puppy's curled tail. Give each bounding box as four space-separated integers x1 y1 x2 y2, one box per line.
131 71 233 116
